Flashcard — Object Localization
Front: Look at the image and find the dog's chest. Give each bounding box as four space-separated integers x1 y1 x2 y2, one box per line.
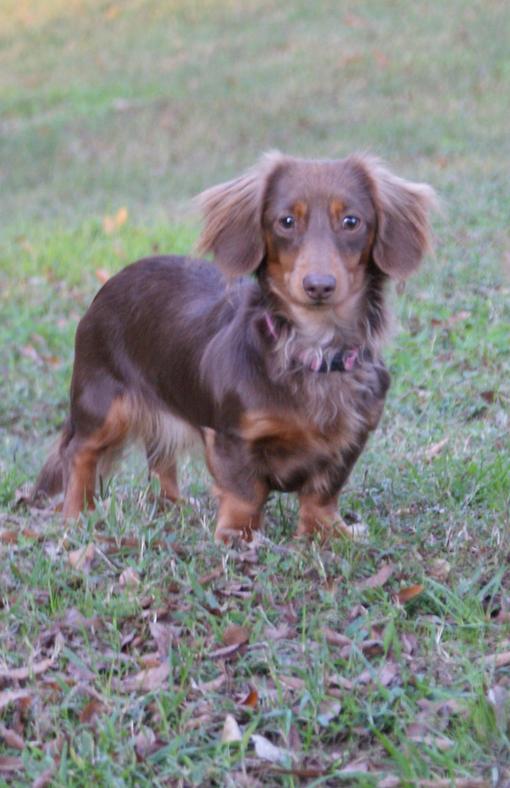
240 381 363 488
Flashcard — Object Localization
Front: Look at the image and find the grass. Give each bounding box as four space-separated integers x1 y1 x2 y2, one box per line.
1 0 510 785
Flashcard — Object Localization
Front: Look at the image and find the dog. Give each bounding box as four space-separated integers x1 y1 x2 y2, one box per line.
33 152 436 543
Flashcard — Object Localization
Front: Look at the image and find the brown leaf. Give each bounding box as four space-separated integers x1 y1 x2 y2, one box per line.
482 650 510 668
424 438 449 461
0 689 32 712
480 390 496 404
122 662 170 692
119 567 140 588
0 656 55 682
360 639 384 657
195 674 226 693
134 727 158 759
103 207 128 234
264 623 294 640
68 543 96 572
239 687 259 708
79 698 104 724
223 624 250 647
339 757 370 773
221 714 242 743
328 673 354 691
95 268 111 284
357 562 394 590
149 622 181 658
431 310 471 329
317 699 342 726
279 675 305 691
0 757 23 773
395 584 425 604
33 764 57 788
251 734 293 765
487 684 508 729
0 724 25 750
428 558 451 582
323 627 352 648
378 661 399 687
209 643 242 660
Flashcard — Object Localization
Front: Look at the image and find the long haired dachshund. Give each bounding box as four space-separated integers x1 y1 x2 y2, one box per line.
34 153 436 543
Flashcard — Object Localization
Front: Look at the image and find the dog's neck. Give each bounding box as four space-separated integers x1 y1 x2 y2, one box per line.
255 261 387 374
254 286 368 376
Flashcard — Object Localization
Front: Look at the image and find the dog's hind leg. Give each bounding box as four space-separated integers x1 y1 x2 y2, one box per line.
147 451 180 503
62 397 131 519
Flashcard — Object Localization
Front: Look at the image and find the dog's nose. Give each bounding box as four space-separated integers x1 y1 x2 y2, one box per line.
302 274 337 301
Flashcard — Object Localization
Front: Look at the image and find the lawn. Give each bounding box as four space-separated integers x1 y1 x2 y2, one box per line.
1 0 510 785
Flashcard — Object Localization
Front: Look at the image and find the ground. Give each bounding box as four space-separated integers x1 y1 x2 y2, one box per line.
1 1 510 785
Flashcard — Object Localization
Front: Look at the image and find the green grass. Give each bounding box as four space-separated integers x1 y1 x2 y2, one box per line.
1 1 510 785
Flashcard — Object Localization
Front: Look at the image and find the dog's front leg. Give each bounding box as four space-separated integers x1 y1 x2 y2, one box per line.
203 428 268 544
296 493 366 541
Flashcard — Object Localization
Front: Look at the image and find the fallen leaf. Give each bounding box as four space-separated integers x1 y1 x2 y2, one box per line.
263 623 294 640
424 438 449 461
431 310 471 329
0 641 61 682
317 699 342 726
33 764 57 788
239 687 259 708
480 389 496 404
95 268 110 284
328 673 353 691
134 727 157 759
378 661 399 687
223 624 250 647
119 567 140 588
0 689 32 712
0 724 25 750
357 562 394 590
323 627 352 648
339 757 370 773
195 674 226 693
378 776 400 788
482 650 510 668
0 757 23 773
209 643 242 660
279 674 305 691
79 698 104 724
122 661 170 692
428 558 451 582
395 584 425 604
221 714 242 743
251 734 293 765
68 543 96 572
103 207 128 234
149 622 181 658
487 684 508 729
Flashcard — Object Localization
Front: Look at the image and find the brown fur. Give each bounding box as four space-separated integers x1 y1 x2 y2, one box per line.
33 152 437 542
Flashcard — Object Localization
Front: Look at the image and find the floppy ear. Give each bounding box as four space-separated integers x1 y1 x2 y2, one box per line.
196 151 285 277
358 156 438 280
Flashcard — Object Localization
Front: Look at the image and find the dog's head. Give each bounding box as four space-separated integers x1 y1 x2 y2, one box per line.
197 152 437 325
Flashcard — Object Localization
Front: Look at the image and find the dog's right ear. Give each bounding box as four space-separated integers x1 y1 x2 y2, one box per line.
196 152 285 277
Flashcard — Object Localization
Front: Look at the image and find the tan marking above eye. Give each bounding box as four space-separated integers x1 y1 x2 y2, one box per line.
330 199 346 219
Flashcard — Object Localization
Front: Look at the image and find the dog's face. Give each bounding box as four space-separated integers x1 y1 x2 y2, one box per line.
261 160 377 324
197 152 437 327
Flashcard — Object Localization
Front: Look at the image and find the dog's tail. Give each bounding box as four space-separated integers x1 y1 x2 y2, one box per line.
32 419 73 501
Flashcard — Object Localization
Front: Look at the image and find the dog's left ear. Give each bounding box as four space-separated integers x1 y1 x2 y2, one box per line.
357 157 439 280
196 152 285 277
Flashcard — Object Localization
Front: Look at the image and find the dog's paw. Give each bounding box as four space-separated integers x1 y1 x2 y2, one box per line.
333 518 369 542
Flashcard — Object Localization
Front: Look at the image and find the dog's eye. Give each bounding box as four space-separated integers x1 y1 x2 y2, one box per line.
342 215 360 230
278 215 296 230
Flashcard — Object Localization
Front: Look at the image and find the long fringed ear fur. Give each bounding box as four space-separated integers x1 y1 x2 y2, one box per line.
195 151 286 277
355 156 439 280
